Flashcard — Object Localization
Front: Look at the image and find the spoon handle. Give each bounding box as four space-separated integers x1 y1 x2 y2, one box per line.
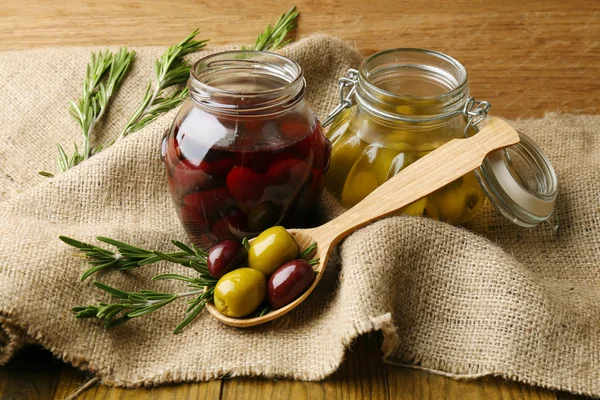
320 117 520 244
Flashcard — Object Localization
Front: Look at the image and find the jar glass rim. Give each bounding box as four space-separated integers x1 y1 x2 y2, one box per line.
359 48 469 101
190 50 304 96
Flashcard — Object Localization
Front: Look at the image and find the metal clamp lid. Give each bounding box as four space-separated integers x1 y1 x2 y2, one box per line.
323 69 358 127
323 69 491 131
462 98 491 137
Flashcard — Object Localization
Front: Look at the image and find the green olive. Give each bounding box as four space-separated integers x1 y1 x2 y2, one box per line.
341 169 379 208
372 146 402 184
325 128 368 197
395 105 419 115
326 107 353 142
248 226 298 276
213 268 266 317
338 146 375 207
399 197 427 216
340 144 419 208
427 172 485 224
423 200 440 220
247 201 279 232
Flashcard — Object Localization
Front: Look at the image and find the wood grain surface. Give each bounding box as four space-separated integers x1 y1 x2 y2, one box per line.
1 0 599 119
0 1 598 399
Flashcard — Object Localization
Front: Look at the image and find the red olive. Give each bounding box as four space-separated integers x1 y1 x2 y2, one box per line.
179 205 212 249
207 240 248 279
265 158 309 186
182 187 236 222
226 166 266 204
268 259 316 310
170 162 214 196
210 207 248 240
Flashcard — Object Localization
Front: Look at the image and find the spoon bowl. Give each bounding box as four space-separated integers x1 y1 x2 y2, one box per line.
206 227 330 327
207 117 521 328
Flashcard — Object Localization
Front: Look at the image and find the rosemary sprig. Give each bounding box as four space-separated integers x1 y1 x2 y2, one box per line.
67 235 317 333
300 242 317 260
59 235 207 281
89 48 136 139
47 49 135 175
68 236 217 334
41 8 300 177
250 303 271 318
73 279 215 334
243 6 299 51
69 50 113 160
119 30 208 138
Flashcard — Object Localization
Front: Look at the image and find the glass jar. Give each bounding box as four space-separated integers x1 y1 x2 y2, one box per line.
162 51 331 248
325 48 556 226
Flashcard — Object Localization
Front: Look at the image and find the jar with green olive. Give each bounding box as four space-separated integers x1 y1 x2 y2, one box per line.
325 49 486 224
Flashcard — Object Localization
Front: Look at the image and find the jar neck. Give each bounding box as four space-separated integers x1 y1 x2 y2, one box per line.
355 48 470 125
188 50 305 116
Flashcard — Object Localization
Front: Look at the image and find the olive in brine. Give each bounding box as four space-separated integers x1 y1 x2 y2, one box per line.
207 240 248 279
268 259 316 310
247 201 279 232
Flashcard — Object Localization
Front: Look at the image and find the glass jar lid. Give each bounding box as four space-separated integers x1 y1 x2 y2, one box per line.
476 131 558 227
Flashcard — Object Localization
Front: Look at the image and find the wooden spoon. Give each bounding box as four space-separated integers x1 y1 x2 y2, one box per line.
207 117 520 328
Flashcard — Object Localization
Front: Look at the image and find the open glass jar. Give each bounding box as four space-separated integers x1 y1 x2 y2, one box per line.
162 51 331 248
325 48 557 227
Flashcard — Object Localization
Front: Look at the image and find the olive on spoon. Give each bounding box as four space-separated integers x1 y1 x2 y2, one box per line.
207 117 520 328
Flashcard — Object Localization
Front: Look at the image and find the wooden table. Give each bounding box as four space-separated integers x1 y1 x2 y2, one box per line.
0 1 597 399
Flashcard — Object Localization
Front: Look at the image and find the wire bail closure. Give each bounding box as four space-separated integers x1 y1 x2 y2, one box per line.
322 69 358 127
322 69 491 133
463 98 491 137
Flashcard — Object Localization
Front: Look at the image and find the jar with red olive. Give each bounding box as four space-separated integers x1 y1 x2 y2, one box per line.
162 51 331 248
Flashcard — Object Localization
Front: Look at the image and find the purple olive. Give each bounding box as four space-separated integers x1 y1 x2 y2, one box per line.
268 259 316 310
207 240 248 279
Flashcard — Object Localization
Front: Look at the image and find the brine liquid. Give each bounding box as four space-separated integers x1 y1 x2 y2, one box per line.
325 106 485 224
163 113 330 249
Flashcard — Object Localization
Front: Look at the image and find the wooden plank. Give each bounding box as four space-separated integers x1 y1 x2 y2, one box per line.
1 0 598 119
53 364 222 400
386 366 559 400
555 392 591 400
221 333 388 400
0 346 62 400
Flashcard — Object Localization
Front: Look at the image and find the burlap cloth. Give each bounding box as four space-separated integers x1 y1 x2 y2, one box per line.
0 34 598 396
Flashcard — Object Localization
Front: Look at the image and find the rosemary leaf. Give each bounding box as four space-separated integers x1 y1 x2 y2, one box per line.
49 48 134 175
249 303 271 318
59 235 206 280
73 278 208 333
171 240 195 255
152 273 197 283
243 6 299 51
242 237 250 251
299 241 317 260
93 281 133 299
119 30 208 138
173 297 207 334
308 258 320 267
